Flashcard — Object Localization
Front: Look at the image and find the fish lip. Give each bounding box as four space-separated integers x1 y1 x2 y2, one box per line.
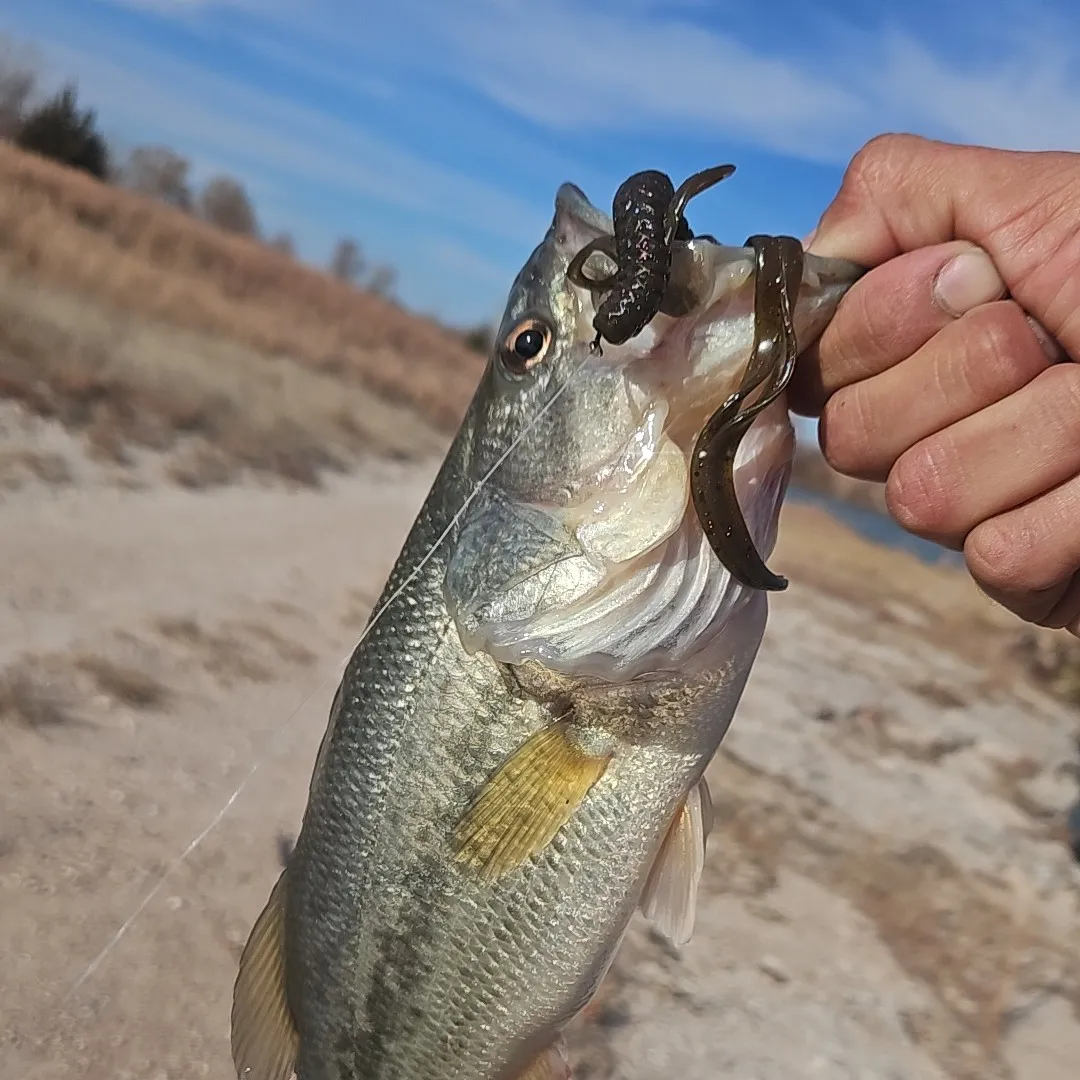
554 182 613 236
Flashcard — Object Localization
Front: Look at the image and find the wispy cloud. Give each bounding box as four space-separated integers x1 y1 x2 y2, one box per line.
864 27 1080 151
164 0 1080 161
93 0 1080 161
30 24 548 247
409 0 865 163
408 0 1080 158
12 0 1080 326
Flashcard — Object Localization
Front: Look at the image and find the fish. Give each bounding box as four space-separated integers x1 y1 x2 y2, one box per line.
230 173 864 1080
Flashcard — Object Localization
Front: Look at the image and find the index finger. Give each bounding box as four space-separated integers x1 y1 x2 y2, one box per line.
789 240 1005 414
807 135 1076 261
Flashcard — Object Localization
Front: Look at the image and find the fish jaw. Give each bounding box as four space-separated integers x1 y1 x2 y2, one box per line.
445 189 858 684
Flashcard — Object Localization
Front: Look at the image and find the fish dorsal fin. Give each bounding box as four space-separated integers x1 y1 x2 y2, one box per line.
231 870 299 1080
517 1037 572 1080
639 777 713 947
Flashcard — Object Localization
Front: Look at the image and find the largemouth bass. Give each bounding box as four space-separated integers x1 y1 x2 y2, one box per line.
231 174 862 1080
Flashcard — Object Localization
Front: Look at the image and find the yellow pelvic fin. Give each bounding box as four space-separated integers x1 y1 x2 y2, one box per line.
454 721 611 883
231 870 299 1080
517 1037 572 1080
639 776 713 947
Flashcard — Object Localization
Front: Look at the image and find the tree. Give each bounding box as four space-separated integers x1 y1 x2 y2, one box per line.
329 237 364 283
268 232 296 257
367 264 397 298
463 323 494 354
197 174 259 236
124 144 193 210
0 35 38 140
15 83 110 179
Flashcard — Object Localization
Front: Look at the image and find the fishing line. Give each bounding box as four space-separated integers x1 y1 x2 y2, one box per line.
66 343 594 1000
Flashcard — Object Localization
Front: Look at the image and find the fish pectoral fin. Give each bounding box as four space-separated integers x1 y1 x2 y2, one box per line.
517 1037 573 1080
454 721 612 883
639 777 713 947
231 869 299 1080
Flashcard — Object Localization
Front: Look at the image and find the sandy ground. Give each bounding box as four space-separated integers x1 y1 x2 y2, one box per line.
2 410 1080 1080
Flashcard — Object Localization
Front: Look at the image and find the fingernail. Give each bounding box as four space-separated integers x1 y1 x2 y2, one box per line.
1025 315 1064 361
932 248 1006 317
800 227 817 250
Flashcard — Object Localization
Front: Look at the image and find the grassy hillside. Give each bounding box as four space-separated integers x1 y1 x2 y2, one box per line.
0 143 487 476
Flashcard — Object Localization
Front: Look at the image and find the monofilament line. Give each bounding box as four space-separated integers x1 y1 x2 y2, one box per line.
66 350 592 999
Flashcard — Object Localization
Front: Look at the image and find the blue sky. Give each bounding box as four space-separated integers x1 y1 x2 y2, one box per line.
2 0 1080 329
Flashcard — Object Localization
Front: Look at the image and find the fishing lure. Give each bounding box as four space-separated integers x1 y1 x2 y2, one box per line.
689 234 805 593
567 164 735 350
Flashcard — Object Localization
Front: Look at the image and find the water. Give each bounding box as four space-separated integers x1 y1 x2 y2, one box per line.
787 485 964 568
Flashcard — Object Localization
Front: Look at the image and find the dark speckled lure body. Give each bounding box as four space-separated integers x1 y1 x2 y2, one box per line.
567 165 735 350
593 170 676 347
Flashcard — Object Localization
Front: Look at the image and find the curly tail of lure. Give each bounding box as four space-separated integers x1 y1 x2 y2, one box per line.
566 164 736 352
690 234 805 593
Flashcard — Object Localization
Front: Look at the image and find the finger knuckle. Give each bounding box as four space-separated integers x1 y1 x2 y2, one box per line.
885 439 956 535
1032 362 1080 440
1042 574 1080 630
965 301 1025 363
1039 598 1080 631
830 135 922 219
844 134 921 194
819 385 885 479
957 301 1046 395
965 517 1042 595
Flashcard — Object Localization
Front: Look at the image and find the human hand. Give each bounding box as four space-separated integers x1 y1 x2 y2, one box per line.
790 134 1080 637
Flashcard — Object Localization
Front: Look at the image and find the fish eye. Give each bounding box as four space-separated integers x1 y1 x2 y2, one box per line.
501 318 552 375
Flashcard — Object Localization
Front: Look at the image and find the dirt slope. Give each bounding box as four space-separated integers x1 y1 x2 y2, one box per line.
2 419 1078 1080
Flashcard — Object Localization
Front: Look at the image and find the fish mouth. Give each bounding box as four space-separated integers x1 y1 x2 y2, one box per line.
557 237 861 579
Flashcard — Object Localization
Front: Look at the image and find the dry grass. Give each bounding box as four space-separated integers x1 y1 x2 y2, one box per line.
706 748 1080 1080
0 447 72 489
154 615 272 684
776 504 1080 710
0 144 477 484
777 505 1011 653
154 614 316 685
1007 629 1080 708
814 703 976 765
73 654 170 709
0 264 445 484
0 144 485 434
775 504 986 620
0 663 78 728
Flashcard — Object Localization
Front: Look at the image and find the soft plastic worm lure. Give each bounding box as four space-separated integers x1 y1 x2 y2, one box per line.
689 234 805 592
566 164 734 351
